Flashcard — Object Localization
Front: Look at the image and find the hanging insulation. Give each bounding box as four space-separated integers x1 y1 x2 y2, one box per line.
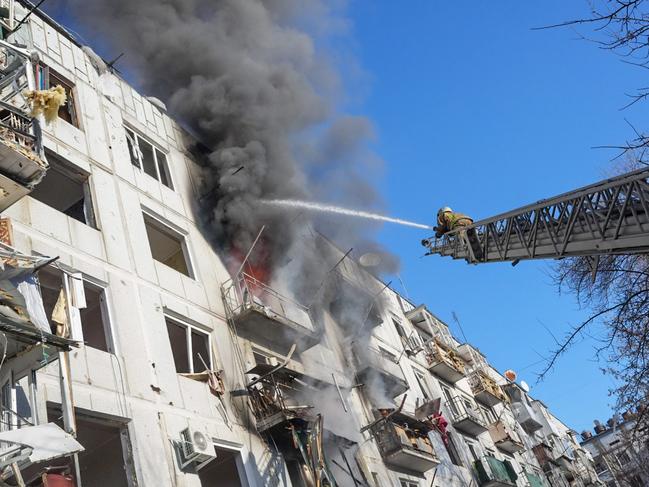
24 85 67 124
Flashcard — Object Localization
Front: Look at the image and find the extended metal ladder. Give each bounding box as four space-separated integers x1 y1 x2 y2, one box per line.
422 167 649 264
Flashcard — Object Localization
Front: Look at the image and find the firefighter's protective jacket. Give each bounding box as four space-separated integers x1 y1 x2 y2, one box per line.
435 211 473 238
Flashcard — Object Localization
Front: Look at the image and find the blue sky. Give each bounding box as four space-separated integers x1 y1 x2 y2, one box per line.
346 1 646 433
44 1 644 433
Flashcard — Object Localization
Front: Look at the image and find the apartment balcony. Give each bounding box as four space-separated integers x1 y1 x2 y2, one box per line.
368 411 440 473
488 421 524 454
246 362 322 432
355 345 409 399
468 371 508 407
222 272 319 349
503 383 544 434
524 471 546 487
474 456 518 487
0 42 48 212
425 340 466 384
447 396 487 437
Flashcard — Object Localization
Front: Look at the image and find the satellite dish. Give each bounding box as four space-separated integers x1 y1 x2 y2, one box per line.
504 369 517 382
359 253 381 267
520 380 530 393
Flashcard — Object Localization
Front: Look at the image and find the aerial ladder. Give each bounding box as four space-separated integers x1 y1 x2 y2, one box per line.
422 167 649 264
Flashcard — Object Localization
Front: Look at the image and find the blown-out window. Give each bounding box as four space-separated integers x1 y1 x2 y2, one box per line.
165 316 212 374
125 127 173 189
30 152 96 227
142 212 193 277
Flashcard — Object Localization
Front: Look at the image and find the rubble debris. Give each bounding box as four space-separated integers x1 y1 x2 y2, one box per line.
24 86 67 124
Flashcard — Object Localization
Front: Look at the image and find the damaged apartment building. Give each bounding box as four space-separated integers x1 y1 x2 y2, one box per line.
0 1 608 486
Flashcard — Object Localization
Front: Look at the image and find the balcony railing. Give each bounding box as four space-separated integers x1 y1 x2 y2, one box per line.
503 383 545 434
0 40 47 212
222 272 319 348
425 340 466 383
369 411 440 474
447 396 487 436
525 471 546 487
488 420 524 454
469 371 508 406
474 456 518 487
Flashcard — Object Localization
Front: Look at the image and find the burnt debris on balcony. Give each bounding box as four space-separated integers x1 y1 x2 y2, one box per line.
447 396 488 437
0 248 82 484
0 39 49 212
222 272 319 349
364 407 440 474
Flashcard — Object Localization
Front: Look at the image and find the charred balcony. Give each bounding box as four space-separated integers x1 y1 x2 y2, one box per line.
0 41 48 212
355 345 408 399
468 371 508 407
246 362 322 433
503 383 544 434
488 420 524 454
473 456 518 487
447 396 487 437
424 340 466 384
222 273 319 349
367 411 440 474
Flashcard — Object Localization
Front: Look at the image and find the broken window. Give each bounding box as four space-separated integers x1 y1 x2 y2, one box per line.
38 268 113 352
125 127 173 189
165 316 212 374
143 213 193 277
34 63 80 127
45 408 134 486
399 480 418 487
198 446 246 486
79 281 112 352
30 152 96 227
445 432 463 467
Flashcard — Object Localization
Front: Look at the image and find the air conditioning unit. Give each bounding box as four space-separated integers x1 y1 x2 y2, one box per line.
179 427 216 469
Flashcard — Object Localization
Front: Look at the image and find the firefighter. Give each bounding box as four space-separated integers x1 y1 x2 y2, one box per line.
434 207 473 238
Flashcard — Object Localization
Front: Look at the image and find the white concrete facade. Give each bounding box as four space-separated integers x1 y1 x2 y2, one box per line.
0 3 605 486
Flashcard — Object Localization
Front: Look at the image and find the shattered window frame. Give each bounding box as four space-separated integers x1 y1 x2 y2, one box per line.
412 368 431 401
124 127 174 190
30 150 97 228
34 62 80 128
164 315 213 374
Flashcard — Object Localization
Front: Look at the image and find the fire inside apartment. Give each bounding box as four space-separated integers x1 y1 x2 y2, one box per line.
0 2 608 487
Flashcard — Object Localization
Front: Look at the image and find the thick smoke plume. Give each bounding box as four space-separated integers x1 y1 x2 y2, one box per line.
55 0 398 286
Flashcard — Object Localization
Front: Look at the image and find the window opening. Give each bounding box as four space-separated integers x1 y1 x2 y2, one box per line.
143 213 193 277
34 63 79 127
413 369 431 401
125 127 173 189
446 432 463 466
198 446 246 486
29 152 96 227
165 316 211 374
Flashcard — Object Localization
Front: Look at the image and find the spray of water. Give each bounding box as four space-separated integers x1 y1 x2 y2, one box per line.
261 198 434 230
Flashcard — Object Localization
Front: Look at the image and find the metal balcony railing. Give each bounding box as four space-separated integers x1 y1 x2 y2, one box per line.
447 396 487 436
469 371 508 406
355 345 409 398
425 340 466 383
222 272 317 346
369 412 440 473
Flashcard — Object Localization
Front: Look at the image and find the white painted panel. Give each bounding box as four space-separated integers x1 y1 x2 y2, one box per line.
155 260 185 298
119 182 157 281
30 21 47 52
69 218 104 259
27 197 72 245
